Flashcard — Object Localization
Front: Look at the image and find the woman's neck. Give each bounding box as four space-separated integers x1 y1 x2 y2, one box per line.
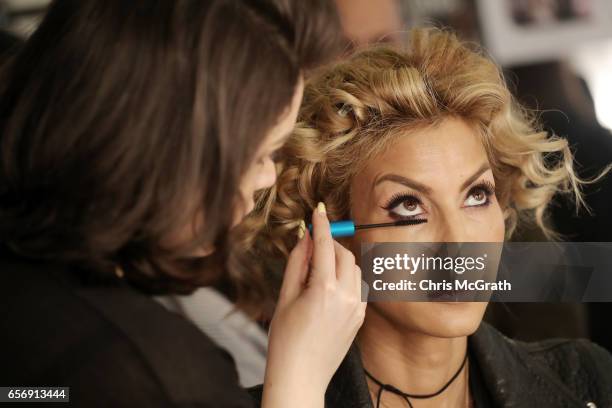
358 308 470 408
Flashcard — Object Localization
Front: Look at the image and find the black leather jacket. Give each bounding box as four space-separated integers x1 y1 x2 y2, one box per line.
250 322 612 407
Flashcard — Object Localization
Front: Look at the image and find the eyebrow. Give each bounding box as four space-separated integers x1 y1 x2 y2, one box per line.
373 173 432 194
373 162 492 194
460 163 491 191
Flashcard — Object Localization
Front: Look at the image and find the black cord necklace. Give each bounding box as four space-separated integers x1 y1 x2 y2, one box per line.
364 351 468 408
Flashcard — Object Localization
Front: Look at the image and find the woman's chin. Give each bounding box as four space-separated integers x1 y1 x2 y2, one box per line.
416 302 487 338
369 301 487 339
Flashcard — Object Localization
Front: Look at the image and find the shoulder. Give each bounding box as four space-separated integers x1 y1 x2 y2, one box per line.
0 254 254 407
247 384 264 406
474 322 612 406
521 336 612 396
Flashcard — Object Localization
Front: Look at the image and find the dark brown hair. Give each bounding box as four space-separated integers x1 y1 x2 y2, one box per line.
0 0 340 312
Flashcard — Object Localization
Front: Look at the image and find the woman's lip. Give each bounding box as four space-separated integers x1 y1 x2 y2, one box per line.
426 287 470 301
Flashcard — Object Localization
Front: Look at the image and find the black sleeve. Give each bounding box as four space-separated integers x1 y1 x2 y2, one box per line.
0 257 257 408
247 384 264 407
577 339 612 404
57 334 257 408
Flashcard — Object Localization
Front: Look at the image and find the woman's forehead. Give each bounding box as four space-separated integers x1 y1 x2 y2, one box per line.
357 118 490 187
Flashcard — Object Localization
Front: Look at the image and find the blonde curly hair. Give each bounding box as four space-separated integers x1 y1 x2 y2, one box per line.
248 28 587 259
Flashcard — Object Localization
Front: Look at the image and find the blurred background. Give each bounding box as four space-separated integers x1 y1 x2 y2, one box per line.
2 1 611 129
1 0 611 387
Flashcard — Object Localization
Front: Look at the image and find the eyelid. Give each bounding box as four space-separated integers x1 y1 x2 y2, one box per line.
466 180 496 196
381 181 495 210
255 149 280 165
463 181 495 207
382 191 424 211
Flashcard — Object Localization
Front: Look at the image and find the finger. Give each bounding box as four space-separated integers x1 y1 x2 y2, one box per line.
355 265 368 305
354 263 363 295
278 227 312 306
334 241 356 287
310 202 335 285
360 275 369 303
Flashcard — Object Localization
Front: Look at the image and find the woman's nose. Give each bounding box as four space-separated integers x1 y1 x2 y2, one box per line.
255 158 277 190
437 211 471 242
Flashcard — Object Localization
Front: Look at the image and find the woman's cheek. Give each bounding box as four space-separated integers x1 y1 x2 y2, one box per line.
487 202 506 242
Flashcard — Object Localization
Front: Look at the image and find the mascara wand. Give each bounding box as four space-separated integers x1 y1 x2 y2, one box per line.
308 219 427 238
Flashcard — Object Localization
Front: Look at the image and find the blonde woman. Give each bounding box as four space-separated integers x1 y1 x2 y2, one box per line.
249 29 612 407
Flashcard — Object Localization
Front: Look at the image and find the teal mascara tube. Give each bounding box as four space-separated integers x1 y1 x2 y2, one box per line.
328 220 356 238
308 219 427 238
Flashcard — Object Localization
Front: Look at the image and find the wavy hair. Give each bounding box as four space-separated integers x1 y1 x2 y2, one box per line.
0 0 341 317
249 28 592 262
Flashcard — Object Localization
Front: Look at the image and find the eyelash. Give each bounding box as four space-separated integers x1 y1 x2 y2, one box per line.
269 150 283 163
383 192 422 213
258 149 283 165
467 181 496 207
381 181 496 218
257 151 279 166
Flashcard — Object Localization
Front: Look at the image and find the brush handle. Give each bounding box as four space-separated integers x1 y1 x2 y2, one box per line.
307 220 356 238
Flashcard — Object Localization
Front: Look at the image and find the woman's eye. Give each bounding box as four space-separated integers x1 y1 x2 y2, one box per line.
257 150 281 166
388 198 424 218
464 186 491 207
269 150 282 163
256 154 270 166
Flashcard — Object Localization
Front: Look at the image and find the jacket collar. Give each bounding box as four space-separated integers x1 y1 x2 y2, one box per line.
469 322 586 407
326 322 587 408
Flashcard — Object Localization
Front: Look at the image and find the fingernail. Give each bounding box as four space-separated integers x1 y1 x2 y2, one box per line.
297 220 305 239
317 202 326 215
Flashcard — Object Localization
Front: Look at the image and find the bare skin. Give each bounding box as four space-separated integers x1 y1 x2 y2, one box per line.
348 118 506 407
256 80 366 408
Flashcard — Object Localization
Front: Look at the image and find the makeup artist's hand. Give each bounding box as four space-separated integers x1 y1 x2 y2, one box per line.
262 202 366 408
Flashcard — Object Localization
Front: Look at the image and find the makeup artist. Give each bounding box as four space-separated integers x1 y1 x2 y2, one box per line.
0 1 365 407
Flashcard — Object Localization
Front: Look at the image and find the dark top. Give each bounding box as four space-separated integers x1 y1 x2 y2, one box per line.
250 322 612 407
0 29 21 60
0 249 255 407
468 345 494 407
